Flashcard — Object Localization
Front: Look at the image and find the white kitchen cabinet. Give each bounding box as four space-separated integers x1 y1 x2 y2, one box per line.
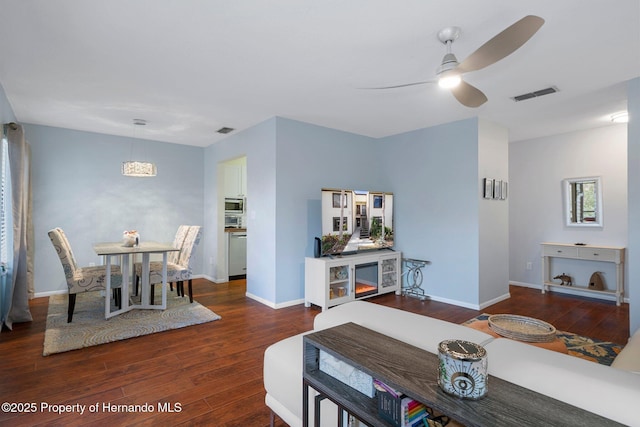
541 242 625 305
304 251 401 311
224 163 246 198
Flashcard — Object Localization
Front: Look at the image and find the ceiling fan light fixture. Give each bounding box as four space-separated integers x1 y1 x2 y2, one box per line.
438 71 461 89
368 17 543 108
436 43 461 89
611 111 629 123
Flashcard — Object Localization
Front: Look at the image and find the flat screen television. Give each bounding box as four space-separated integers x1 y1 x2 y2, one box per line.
320 188 394 256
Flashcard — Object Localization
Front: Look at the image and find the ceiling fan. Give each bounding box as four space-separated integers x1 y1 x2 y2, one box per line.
370 15 545 108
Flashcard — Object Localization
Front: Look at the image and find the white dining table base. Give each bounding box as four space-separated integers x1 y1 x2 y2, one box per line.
94 242 178 319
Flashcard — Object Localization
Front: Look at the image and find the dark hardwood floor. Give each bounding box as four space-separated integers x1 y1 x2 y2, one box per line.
0 279 629 426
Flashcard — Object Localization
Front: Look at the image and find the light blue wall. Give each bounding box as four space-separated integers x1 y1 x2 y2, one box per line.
203 117 380 305
203 118 278 302
27 124 204 294
204 116 491 307
23 115 493 308
628 77 640 334
379 118 482 306
274 118 382 304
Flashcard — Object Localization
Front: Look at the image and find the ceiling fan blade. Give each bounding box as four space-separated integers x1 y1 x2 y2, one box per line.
450 80 488 108
457 15 544 73
361 81 431 89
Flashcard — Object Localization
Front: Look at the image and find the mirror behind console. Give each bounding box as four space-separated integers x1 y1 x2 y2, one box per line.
563 176 602 227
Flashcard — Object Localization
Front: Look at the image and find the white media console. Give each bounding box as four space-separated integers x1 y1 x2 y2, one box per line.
304 250 401 311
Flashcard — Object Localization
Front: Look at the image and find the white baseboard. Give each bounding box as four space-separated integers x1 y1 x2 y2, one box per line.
193 274 228 283
34 289 67 298
245 292 305 309
510 281 540 289
425 291 510 311
426 294 481 310
179 274 234 284
479 292 511 310
509 281 629 304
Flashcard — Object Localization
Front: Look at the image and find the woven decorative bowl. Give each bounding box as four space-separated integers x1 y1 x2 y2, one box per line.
488 314 556 343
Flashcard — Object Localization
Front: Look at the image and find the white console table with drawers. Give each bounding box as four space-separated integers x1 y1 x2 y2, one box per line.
541 242 625 305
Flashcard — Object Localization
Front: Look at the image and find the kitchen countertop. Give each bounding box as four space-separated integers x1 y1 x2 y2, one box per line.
224 228 247 232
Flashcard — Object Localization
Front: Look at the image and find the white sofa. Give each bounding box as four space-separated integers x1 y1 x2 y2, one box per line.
263 301 640 427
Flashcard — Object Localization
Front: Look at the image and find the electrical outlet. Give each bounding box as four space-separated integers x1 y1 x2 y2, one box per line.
526 262 532 271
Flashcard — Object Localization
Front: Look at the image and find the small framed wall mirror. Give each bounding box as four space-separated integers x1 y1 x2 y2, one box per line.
563 176 603 227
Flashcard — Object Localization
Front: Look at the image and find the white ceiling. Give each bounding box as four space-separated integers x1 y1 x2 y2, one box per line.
0 0 638 147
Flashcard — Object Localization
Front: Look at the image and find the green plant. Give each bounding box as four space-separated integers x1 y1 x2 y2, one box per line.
384 226 393 239
370 218 382 239
321 233 352 254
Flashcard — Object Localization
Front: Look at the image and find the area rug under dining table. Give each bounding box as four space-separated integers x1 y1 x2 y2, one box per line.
43 290 221 356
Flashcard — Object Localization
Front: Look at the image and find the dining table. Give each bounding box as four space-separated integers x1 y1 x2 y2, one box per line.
93 241 179 319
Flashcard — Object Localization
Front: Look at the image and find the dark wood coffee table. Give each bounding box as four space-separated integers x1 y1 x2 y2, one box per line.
302 322 622 427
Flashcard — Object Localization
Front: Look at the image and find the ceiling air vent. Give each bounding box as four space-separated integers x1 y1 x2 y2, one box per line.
512 86 559 102
217 127 235 134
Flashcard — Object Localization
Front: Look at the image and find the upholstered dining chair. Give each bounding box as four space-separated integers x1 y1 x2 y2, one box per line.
135 225 202 304
134 224 190 296
48 227 123 322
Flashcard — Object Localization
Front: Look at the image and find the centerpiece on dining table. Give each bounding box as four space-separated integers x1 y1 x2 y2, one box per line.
123 230 140 247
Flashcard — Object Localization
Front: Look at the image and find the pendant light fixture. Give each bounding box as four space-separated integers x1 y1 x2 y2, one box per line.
122 119 157 177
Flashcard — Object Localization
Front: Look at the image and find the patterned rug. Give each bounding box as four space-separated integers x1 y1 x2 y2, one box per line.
43 290 221 356
463 314 622 366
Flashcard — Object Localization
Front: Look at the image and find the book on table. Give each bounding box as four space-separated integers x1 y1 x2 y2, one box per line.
376 379 431 427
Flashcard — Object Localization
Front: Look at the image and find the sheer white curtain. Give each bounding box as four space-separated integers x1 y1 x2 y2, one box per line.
1 123 33 330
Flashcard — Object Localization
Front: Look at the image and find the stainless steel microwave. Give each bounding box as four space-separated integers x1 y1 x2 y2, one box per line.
225 198 244 214
225 215 242 228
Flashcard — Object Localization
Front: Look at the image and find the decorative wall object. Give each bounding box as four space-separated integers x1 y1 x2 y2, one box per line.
482 178 508 200
483 178 493 199
563 176 602 227
493 180 502 199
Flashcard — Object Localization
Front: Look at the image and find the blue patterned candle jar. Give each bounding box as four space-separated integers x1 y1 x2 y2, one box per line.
438 339 488 399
